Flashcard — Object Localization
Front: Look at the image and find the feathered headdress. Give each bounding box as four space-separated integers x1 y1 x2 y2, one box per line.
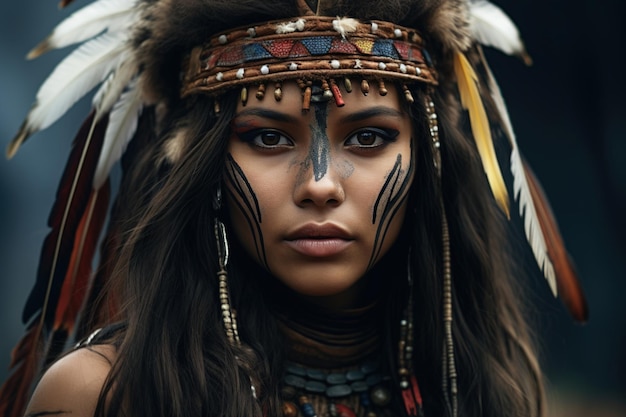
1 0 587 415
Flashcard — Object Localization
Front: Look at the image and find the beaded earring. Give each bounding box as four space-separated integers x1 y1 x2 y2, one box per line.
213 185 241 346
425 96 458 417
398 250 424 417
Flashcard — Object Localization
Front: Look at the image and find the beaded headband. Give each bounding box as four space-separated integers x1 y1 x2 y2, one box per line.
181 16 438 109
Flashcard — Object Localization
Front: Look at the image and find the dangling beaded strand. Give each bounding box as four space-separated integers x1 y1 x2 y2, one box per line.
426 95 458 417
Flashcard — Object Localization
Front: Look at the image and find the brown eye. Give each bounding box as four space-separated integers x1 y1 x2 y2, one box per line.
260 132 282 146
238 129 293 149
356 131 376 146
345 128 399 148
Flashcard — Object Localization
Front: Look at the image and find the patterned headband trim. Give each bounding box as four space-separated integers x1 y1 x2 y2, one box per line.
181 16 438 105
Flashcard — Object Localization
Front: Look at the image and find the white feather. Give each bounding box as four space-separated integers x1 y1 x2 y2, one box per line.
332 18 358 39
469 0 526 58
94 78 143 188
511 149 557 295
478 48 557 296
27 31 130 136
92 57 139 120
29 0 140 58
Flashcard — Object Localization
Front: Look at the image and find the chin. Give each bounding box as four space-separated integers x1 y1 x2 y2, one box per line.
274 266 364 298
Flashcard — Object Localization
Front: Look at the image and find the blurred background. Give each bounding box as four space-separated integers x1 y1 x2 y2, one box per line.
0 0 624 414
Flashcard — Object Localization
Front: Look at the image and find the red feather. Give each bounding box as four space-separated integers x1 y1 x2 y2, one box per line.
0 328 41 417
523 161 589 322
23 112 108 334
0 112 109 417
53 183 110 332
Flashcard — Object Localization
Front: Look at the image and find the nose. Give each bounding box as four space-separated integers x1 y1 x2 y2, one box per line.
293 162 345 208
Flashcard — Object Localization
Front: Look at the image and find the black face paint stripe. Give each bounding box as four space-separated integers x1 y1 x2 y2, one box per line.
372 154 402 224
367 141 416 269
367 192 411 270
309 104 331 181
224 186 269 270
225 155 270 270
226 154 262 222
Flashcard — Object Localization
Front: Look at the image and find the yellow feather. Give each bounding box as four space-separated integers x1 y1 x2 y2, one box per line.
454 52 510 218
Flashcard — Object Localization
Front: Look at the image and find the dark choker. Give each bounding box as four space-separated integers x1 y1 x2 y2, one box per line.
274 299 382 368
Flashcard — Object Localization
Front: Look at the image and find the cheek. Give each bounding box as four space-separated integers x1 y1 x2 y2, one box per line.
358 146 414 267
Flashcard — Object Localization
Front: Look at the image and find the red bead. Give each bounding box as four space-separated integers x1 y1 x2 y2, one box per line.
283 401 299 417
334 404 356 417
330 82 344 107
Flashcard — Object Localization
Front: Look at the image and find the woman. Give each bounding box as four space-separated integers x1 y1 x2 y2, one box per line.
1 0 587 416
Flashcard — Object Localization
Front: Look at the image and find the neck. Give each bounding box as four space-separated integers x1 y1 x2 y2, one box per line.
263 248 406 368
231 225 409 368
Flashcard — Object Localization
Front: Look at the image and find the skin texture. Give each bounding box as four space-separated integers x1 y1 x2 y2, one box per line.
24 345 115 417
226 82 415 305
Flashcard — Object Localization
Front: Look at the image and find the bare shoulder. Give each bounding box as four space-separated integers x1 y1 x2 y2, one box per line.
24 344 117 417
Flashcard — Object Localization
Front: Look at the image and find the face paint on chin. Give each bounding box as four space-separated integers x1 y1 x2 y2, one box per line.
367 143 415 270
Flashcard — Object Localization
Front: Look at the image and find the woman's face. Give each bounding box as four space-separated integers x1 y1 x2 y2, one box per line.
225 81 414 298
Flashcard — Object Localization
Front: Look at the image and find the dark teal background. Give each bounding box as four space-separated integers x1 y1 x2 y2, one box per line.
1 0 624 413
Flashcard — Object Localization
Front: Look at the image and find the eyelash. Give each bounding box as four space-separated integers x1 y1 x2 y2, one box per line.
237 129 294 149
344 128 399 149
235 127 399 150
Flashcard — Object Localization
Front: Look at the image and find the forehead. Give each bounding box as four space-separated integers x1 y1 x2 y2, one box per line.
234 81 404 121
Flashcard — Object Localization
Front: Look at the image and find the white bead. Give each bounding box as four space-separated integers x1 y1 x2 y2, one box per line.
378 62 386 70
218 34 228 44
394 28 402 38
289 62 298 71
354 59 362 69
236 68 245 79
216 72 224 81
331 59 341 69
371 22 378 33
261 65 270 75
247 27 256 37
415 67 422 75
399 64 407 73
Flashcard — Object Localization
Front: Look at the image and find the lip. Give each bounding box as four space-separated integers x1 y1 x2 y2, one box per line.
285 223 354 257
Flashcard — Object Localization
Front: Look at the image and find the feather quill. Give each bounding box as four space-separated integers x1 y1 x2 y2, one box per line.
94 78 143 188
22 113 108 332
469 0 532 65
454 51 510 217
7 32 129 159
0 113 109 417
53 184 111 332
29 0 139 59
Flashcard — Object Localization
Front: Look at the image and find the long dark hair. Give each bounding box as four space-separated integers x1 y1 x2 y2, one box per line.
90 1 545 416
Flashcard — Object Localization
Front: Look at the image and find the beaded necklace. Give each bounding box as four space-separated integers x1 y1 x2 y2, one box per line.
281 361 396 417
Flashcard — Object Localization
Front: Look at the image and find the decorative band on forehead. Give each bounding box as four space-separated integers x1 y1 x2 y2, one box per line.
181 16 438 101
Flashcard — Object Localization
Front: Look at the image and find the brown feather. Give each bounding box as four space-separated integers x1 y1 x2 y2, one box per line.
58 0 75 9
523 160 589 322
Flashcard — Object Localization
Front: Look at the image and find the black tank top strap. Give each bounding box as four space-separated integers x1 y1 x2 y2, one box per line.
75 322 127 348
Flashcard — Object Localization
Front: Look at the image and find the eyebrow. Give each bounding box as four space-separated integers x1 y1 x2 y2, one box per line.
233 108 299 124
338 106 405 123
